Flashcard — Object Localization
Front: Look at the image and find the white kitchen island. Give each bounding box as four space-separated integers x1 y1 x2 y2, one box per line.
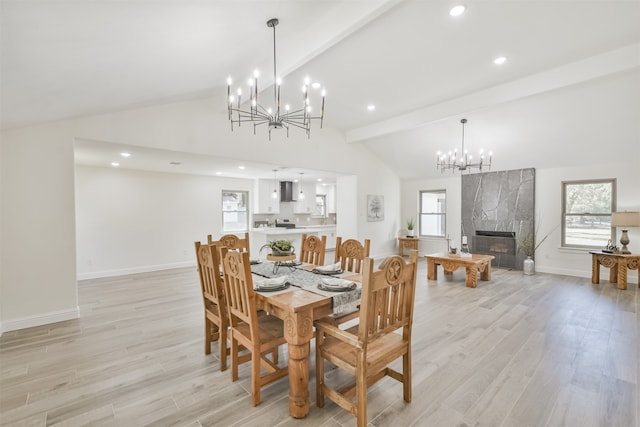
250 226 337 259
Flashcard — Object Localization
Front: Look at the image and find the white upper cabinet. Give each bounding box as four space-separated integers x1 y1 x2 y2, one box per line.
316 183 336 214
293 181 316 214
253 179 279 214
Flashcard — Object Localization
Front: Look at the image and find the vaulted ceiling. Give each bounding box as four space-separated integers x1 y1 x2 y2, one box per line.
2 1 639 180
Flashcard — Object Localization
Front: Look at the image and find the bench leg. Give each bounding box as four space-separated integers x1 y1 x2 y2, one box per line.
465 266 478 288
427 259 437 280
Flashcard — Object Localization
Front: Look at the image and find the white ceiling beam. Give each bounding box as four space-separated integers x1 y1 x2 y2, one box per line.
346 43 640 143
278 0 404 78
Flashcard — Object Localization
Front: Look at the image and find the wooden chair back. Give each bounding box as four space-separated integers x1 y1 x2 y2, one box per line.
358 251 418 346
194 241 229 370
220 249 259 333
315 250 418 426
299 233 327 266
220 248 288 406
334 237 371 273
208 232 251 254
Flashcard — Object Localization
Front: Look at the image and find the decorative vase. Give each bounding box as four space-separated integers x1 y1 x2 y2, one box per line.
523 256 535 275
407 229 414 237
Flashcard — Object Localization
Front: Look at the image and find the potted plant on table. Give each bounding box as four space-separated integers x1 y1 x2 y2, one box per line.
406 218 415 237
260 239 295 256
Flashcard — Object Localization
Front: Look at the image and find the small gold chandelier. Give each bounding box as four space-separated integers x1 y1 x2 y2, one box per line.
226 18 326 140
436 119 492 173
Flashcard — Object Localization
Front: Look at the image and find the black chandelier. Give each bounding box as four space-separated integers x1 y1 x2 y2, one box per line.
436 118 492 173
226 18 325 140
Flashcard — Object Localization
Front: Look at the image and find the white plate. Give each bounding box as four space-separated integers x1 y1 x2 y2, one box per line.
318 277 356 292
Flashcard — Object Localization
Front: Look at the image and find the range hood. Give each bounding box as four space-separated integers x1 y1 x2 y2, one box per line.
280 181 297 202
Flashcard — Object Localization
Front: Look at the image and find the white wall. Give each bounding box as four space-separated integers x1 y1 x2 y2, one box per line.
1 95 400 332
400 68 640 280
535 162 639 279
1 123 79 332
402 175 461 255
336 175 358 238
0 128 3 333
403 163 639 280
75 166 253 279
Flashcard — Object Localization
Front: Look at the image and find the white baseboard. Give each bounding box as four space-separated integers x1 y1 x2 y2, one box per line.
535 265 591 278
77 261 196 280
534 265 637 282
0 306 80 334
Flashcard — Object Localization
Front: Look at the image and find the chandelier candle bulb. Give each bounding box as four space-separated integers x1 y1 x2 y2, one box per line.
437 118 493 173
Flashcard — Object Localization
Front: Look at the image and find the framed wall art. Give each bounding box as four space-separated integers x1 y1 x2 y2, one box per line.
367 195 384 222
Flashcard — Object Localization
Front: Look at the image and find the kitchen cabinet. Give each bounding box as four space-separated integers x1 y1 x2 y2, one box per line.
253 179 279 214
317 184 336 214
317 227 337 250
293 181 316 214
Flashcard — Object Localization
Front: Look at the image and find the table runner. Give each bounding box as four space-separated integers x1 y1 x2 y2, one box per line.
251 261 361 314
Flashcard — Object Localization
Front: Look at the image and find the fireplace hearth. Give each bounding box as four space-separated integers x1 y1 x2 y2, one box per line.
473 231 516 269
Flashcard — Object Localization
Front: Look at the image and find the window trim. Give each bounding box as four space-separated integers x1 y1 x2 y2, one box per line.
221 189 249 233
561 178 616 249
419 189 446 238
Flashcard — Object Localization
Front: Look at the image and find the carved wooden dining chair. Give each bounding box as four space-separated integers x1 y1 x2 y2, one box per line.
321 237 372 326
194 241 230 371
299 233 327 266
334 237 371 274
220 249 288 406
208 232 251 255
315 250 419 427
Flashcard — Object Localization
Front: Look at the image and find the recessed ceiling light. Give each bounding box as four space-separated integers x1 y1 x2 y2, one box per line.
215 171 222 175
317 178 322 182
449 5 466 16
120 152 131 157
367 105 376 111
493 56 507 65
311 82 321 89
111 162 120 167
238 165 246 170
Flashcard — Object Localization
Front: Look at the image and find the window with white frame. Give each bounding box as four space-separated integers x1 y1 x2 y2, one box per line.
419 190 446 237
562 179 615 248
222 190 249 232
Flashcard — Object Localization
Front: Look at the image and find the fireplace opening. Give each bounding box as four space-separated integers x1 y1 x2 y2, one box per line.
473 231 516 269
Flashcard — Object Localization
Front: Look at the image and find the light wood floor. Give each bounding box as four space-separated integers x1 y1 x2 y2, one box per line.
1 260 638 426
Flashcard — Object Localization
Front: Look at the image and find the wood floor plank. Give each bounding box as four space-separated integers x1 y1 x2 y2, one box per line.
1 261 637 426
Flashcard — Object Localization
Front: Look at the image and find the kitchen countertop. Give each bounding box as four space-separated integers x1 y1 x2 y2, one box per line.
252 225 336 235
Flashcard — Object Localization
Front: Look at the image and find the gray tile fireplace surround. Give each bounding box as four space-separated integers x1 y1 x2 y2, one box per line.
461 168 535 270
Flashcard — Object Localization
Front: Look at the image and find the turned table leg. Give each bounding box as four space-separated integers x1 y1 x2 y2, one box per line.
284 311 314 418
617 259 628 290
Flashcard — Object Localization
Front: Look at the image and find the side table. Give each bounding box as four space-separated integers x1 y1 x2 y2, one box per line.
590 251 640 290
398 237 419 256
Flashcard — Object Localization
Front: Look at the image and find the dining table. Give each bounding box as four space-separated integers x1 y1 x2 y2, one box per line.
250 259 362 418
